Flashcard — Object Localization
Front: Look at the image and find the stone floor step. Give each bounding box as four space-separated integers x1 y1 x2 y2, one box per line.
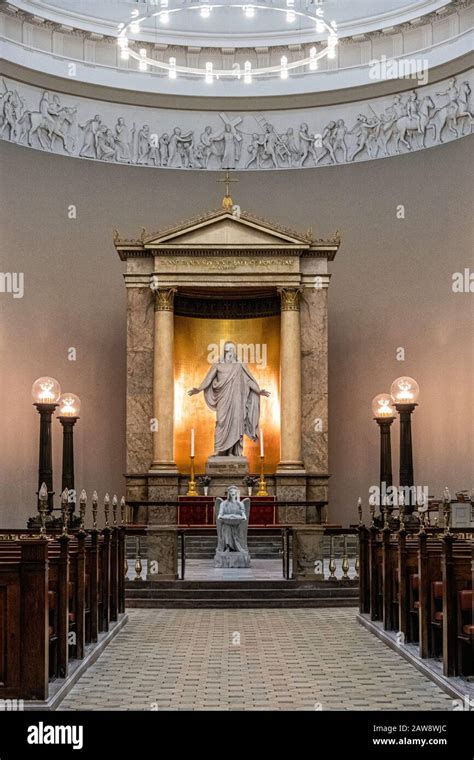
126 588 358 600
125 597 358 608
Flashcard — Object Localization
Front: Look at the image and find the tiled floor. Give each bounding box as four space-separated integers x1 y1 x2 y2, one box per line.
59 608 455 711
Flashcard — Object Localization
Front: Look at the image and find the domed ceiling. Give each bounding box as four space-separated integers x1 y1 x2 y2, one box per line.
1 0 472 170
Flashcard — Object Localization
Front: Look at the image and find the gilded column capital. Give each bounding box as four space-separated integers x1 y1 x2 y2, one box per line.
278 287 303 311
154 287 177 312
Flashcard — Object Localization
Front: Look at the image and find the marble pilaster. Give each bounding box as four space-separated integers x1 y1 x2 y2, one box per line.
126 287 154 475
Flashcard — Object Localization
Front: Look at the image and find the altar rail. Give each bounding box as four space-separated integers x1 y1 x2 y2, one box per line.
124 524 359 581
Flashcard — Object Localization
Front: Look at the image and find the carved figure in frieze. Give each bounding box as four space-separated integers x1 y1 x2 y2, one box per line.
79 114 102 158
332 119 348 163
406 91 422 134
168 126 194 168
393 95 436 150
282 127 301 166
431 78 473 141
245 132 266 169
211 122 242 169
114 117 133 163
260 122 287 168
316 120 336 164
159 133 170 166
0 91 17 141
16 90 76 153
349 114 380 161
299 122 318 166
137 124 160 165
96 125 116 161
199 125 218 168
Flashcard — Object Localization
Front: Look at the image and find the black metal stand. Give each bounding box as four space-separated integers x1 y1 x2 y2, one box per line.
375 416 394 499
58 415 81 529
34 402 57 512
395 402 417 513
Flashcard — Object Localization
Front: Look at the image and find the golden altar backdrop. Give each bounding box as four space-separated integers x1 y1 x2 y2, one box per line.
174 315 280 474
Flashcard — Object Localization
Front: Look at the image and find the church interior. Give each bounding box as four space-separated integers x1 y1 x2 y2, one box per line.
0 0 473 748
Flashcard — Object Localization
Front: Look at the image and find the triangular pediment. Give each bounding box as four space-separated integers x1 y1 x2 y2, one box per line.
143 210 310 249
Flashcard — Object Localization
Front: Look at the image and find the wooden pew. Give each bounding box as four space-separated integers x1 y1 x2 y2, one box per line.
442 535 472 676
368 526 383 621
418 531 442 659
397 528 419 641
358 526 370 614
457 590 473 676
0 540 49 700
0 520 121 701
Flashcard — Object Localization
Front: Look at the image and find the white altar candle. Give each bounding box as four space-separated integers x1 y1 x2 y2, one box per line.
191 428 195 458
260 429 264 457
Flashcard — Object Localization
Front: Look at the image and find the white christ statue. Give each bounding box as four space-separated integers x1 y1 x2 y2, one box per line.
187 341 270 457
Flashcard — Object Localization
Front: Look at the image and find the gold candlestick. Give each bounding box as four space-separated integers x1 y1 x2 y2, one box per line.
187 455 198 496
257 455 268 497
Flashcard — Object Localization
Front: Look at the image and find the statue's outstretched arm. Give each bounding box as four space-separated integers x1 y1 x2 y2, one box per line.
188 364 217 395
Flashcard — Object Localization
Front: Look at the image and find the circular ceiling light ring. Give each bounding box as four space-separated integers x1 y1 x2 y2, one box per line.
117 2 337 82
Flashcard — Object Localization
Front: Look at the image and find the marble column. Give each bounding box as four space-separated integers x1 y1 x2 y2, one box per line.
150 288 178 472
277 288 304 472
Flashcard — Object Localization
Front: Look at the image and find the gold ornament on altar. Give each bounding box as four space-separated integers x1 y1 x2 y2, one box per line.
187 429 198 496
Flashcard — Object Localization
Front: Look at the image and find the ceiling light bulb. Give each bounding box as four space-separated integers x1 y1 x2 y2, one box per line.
316 19 324 34
139 48 147 58
161 11 169 23
200 4 210 18
169 57 177 79
286 10 295 22
118 36 128 48
139 60 147 71
130 21 140 34
244 5 255 18
244 61 252 84
280 56 288 79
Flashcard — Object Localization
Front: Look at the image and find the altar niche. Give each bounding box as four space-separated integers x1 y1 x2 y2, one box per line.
174 313 280 475
114 205 340 525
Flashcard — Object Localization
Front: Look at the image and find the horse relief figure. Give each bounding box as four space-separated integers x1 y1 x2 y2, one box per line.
16 91 76 153
391 93 436 151
431 78 474 142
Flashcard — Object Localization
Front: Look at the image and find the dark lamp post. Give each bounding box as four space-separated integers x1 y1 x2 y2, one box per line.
58 393 81 521
31 376 61 512
391 376 420 513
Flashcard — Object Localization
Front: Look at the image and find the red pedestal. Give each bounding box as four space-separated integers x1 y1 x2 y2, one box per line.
177 496 277 526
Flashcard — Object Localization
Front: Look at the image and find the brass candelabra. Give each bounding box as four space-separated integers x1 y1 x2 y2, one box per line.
187 455 198 496
256 455 268 497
